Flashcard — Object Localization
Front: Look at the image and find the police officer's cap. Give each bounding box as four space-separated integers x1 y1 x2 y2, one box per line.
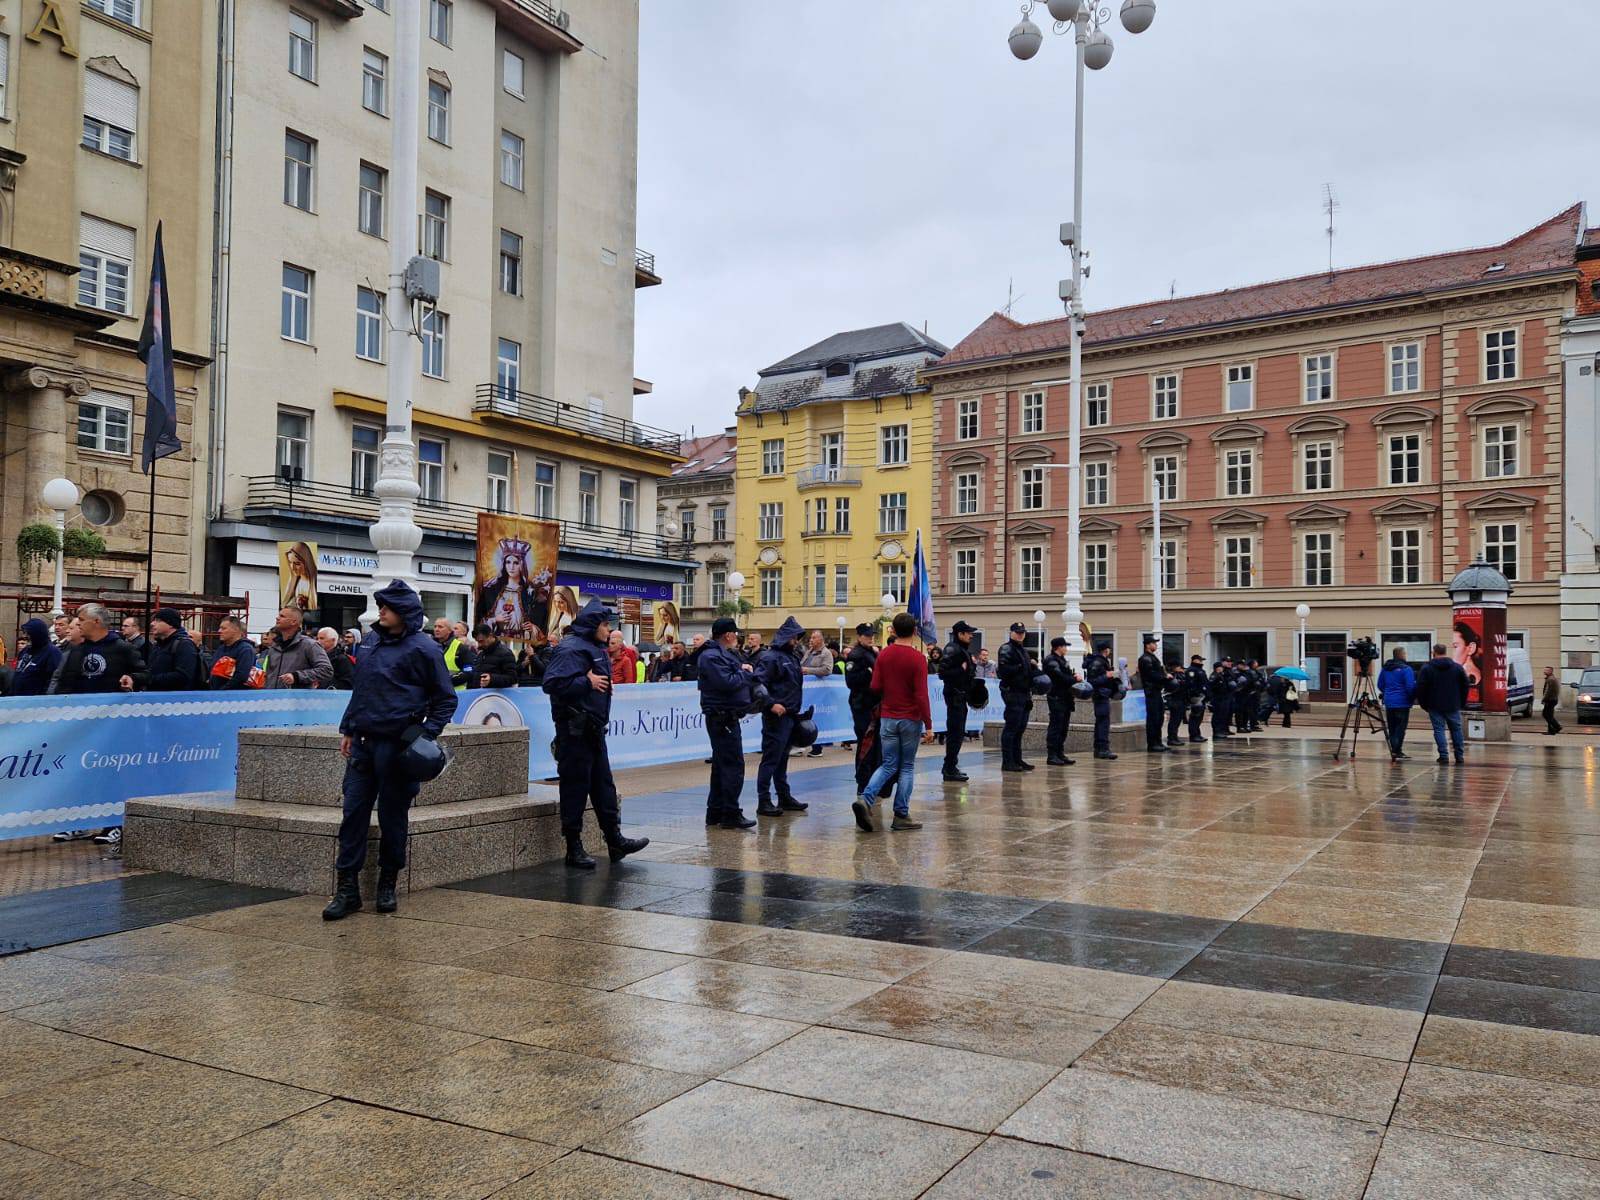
1050 636 1067 649
951 620 977 636
1009 621 1027 634
855 623 875 636
1143 635 1159 646
711 617 739 639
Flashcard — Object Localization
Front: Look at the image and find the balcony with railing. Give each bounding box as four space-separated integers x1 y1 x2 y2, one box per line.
794 464 862 491
492 0 581 53
242 475 693 562
634 247 661 288
473 385 682 456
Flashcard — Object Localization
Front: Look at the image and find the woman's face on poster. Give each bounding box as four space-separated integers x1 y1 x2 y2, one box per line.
287 548 308 577
505 554 524 581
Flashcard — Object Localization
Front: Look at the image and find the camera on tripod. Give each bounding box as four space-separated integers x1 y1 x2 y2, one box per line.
1346 637 1379 677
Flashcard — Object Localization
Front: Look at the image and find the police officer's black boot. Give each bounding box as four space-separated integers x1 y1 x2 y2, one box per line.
720 809 757 830
607 833 650 863
755 797 782 817
778 795 808 812
565 836 597 870
321 870 362 921
375 867 399 914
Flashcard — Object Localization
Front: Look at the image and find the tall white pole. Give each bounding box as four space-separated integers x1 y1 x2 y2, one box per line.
52 509 67 620
1060 11 1088 655
1151 461 1163 644
362 0 425 627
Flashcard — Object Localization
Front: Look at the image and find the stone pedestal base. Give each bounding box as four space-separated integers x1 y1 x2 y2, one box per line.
1464 711 1513 742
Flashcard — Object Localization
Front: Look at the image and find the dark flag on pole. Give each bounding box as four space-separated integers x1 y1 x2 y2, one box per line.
137 221 182 473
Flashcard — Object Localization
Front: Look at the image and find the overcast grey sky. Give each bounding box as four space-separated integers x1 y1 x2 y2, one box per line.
632 1 1599 439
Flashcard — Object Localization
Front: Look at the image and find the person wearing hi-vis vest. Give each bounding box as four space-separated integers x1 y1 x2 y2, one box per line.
432 617 475 691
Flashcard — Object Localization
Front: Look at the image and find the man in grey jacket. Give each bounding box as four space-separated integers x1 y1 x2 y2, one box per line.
264 608 333 689
799 629 834 756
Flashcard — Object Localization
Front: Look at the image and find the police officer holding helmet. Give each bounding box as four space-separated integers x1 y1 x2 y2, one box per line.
324 579 458 921
1084 642 1119 760
1042 636 1079 766
699 617 758 829
1183 654 1209 743
937 621 978 781
542 599 650 869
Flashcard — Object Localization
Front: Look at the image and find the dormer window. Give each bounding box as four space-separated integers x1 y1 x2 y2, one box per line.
824 360 851 379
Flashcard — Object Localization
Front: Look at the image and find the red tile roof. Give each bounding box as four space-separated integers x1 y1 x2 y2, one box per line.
938 206 1584 368
669 431 737 479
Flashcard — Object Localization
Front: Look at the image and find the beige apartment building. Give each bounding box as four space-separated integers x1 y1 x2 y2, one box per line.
207 0 686 634
657 427 735 633
0 0 213 630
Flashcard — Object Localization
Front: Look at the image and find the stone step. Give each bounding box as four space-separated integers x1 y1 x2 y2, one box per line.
980 720 1149 754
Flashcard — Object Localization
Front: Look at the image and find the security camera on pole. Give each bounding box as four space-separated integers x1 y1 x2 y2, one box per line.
1007 0 1156 654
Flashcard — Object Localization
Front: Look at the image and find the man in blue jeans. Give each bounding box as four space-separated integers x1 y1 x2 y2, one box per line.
1376 648 1417 761
1415 642 1469 764
854 613 934 833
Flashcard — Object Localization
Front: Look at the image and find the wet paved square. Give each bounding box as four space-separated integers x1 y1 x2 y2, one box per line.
2 742 1597 1197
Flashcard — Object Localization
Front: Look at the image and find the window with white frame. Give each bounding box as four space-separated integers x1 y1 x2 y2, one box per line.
427 80 450 144
83 70 138 160
417 438 446 504
531 460 557 518
711 505 728 541
0 34 9 118
499 130 524 189
1019 466 1044 511
834 496 851 533
1225 364 1254 412
422 191 449 260
879 492 907 534
1483 522 1518 581
1152 454 1177 501
578 470 598 527
818 432 843 478
496 338 520 396
1157 538 1177 590
957 397 978 440
361 48 387 114
1483 423 1518 478
288 11 316 80
955 471 978 515
1153 373 1179 420
1303 531 1334 586
761 438 784 475
880 424 908 466
1304 353 1334 403
1484 328 1517 382
834 564 849 605
812 496 827 533
1387 432 1421 485
1387 528 1420 584
1223 535 1253 588
487 452 513 513
1084 461 1109 506
1083 543 1108 592
419 308 447 377
351 425 380 495
1224 447 1254 497
358 163 385 236
77 216 134 315
283 131 314 210
1021 390 1044 434
428 0 452 45
77 392 132 455
355 287 383 361
680 509 696 542
954 548 976 595
1389 341 1421 393
1018 546 1043 593
87 0 139 23
1302 440 1334 491
280 264 312 342
759 568 782 607
881 563 908 604
758 502 783 540
503 49 525 97
709 569 727 607
803 565 821 606
276 409 309 477
1085 382 1109 427
499 230 522 295
619 478 637 531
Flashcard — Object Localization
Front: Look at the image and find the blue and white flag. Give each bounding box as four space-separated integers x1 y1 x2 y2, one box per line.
907 528 937 646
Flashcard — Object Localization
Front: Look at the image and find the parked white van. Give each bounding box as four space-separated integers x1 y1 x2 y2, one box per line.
1505 648 1534 718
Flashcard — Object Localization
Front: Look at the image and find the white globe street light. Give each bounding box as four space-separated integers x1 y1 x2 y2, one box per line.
1083 28 1114 69
1120 0 1157 34
1047 0 1083 21
1008 17 1043 60
1295 603 1311 672
727 570 745 598
881 592 898 616
41 478 78 620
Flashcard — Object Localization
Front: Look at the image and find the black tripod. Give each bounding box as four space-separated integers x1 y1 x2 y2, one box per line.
1332 666 1389 761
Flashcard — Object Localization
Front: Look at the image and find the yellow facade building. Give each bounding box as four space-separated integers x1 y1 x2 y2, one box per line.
733 323 946 637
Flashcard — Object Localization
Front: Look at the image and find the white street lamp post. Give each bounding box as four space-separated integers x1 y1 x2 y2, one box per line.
1295 603 1310 673
1034 609 1047 658
362 0 426 628
728 570 746 611
41 478 79 620
881 592 898 616
1008 0 1156 654
1151 459 1163 647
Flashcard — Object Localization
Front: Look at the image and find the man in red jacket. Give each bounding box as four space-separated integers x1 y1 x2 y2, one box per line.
853 613 934 833
607 630 638 686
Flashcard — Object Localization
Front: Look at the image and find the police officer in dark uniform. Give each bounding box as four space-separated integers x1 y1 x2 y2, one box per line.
1042 636 1078 766
542 599 650 869
1136 636 1170 753
698 617 757 829
324 579 458 920
937 621 978 781
753 616 808 817
1163 658 1187 747
1183 654 1209 743
1084 642 1119 760
1209 658 1237 741
1244 659 1267 732
844 623 880 795
997 621 1036 772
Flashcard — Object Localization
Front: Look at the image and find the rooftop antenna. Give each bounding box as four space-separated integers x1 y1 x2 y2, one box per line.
1323 183 1340 279
1169 279 1177 299
1003 277 1027 317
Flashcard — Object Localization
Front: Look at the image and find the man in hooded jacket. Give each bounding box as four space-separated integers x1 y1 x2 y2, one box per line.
323 580 458 920
752 616 809 816
10 619 61 696
543 599 650 868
